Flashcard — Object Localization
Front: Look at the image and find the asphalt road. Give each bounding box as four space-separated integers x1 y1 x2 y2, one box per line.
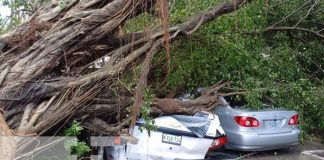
207 142 324 160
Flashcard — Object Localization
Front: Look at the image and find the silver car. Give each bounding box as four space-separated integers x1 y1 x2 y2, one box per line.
214 97 300 151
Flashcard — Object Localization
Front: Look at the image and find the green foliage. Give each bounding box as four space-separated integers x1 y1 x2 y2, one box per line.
0 0 49 30
59 0 65 8
124 13 159 33
70 142 91 158
170 0 222 23
64 120 83 136
139 88 158 134
64 121 91 158
163 0 324 142
0 18 7 33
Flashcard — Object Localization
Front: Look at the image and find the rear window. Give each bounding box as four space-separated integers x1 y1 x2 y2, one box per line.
231 105 288 112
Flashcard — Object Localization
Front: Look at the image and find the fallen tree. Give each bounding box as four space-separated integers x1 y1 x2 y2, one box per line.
0 110 16 160
0 0 249 139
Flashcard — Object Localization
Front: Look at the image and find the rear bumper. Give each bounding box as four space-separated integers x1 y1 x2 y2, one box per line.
225 129 300 151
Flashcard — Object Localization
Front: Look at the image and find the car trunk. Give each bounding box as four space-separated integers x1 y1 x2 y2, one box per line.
247 110 297 134
126 112 226 160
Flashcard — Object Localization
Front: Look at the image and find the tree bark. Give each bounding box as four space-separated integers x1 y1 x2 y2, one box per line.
0 0 249 137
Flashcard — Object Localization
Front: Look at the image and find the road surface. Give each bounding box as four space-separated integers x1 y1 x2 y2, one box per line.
207 141 324 160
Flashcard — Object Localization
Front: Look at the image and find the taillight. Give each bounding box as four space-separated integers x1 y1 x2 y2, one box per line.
234 116 259 127
209 136 227 151
288 114 299 125
114 136 121 145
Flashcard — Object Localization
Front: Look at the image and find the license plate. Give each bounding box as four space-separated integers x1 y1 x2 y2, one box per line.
162 133 182 145
264 120 281 128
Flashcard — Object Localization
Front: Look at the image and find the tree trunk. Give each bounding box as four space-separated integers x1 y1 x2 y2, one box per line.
0 0 248 137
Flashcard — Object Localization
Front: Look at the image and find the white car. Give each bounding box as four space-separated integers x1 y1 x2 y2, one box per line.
105 111 227 160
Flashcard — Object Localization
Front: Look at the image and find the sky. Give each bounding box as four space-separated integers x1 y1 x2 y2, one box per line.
0 4 11 18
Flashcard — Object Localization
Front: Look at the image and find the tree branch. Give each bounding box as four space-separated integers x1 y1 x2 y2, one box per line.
260 26 324 39
129 40 161 130
271 0 311 27
294 0 320 27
